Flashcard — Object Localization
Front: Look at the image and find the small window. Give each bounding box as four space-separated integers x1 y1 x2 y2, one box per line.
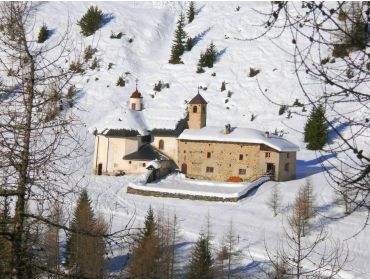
193 106 198 113
287 153 290 159
129 161 132 164
159 139 164 150
239 169 246 175
284 163 289 172
239 154 243 160
265 152 271 158
142 163 146 167
206 167 214 173
184 150 186 153
207 152 211 158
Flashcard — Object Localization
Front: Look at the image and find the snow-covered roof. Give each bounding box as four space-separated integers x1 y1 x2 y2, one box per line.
178 126 300 152
147 160 161 170
94 107 188 137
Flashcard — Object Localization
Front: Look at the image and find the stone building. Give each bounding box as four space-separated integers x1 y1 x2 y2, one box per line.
93 89 299 182
177 94 299 181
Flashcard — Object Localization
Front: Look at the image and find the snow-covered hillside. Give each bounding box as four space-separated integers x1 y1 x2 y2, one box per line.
31 2 369 278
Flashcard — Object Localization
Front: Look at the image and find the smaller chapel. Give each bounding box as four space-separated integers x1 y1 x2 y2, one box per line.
92 88 299 182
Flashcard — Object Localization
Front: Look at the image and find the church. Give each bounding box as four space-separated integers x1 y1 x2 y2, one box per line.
92 88 299 182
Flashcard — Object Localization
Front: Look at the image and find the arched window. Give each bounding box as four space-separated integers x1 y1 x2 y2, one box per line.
159 139 164 150
193 106 198 113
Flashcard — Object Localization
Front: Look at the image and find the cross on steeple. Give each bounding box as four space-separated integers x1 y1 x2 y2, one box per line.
135 79 139 90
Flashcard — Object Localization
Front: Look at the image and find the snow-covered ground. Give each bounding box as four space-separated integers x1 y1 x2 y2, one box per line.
29 1 370 278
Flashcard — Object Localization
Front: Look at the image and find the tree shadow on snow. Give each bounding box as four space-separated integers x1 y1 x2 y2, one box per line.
296 153 336 179
193 27 212 46
102 13 115 27
105 254 129 274
232 260 267 278
327 119 348 145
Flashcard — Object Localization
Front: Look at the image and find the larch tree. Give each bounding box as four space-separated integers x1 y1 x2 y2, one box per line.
65 189 107 278
266 184 282 217
264 185 348 278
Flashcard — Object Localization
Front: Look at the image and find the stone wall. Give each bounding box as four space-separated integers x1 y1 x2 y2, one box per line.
178 140 296 182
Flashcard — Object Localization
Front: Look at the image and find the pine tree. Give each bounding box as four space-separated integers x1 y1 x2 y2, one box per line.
37 24 49 43
304 104 328 150
187 233 214 278
169 13 187 64
205 41 217 68
65 189 106 278
187 2 196 23
78 6 104 37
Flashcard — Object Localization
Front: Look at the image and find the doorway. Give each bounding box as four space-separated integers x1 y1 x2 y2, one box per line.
181 163 187 175
266 163 275 178
97 163 103 175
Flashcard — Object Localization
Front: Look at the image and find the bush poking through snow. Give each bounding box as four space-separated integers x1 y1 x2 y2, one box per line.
196 66 205 73
153 80 162 92
116 77 125 87
248 67 260 77
110 31 123 39
84 45 97 62
37 24 49 43
66 85 77 108
107 62 113 70
220 81 226 92
78 6 104 37
69 61 84 74
279 105 287 115
90 57 98 70
250 114 257 121
293 99 304 107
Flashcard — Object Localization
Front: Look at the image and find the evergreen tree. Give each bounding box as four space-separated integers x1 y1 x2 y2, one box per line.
187 2 196 23
65 189 106 278
187 233 214 279
78 6 104 37
169 13 187 64
197 42 218 68
304 104 328 150
37 24 49 43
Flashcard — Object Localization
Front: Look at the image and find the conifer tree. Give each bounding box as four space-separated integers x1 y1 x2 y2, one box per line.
197 42 218 69
78 6 104 37
187 233 214 278
37 24 49 43
169 13 187 64
187 1 196 23
65 189 106 278
304 104 328 150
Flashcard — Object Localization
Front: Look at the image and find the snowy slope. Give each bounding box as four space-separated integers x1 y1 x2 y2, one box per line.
30 2 370 277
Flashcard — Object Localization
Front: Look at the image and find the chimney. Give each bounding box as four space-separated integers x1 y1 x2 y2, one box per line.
265 131 270 138
224 124 231 134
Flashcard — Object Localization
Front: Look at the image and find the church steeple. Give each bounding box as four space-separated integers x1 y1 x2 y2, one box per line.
188 92 207 129
129 81 143 111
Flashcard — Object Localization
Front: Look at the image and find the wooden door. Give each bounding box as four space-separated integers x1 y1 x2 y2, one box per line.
181 163 187 175
97 163 103 175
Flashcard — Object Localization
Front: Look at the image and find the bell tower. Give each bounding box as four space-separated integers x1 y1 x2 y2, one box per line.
129 84 143 111
188 92 207 129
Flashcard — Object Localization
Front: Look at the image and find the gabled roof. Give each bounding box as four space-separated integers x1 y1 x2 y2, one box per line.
189 93 207 105
178 126 300 152
123 144 168 161
130 89 142 98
